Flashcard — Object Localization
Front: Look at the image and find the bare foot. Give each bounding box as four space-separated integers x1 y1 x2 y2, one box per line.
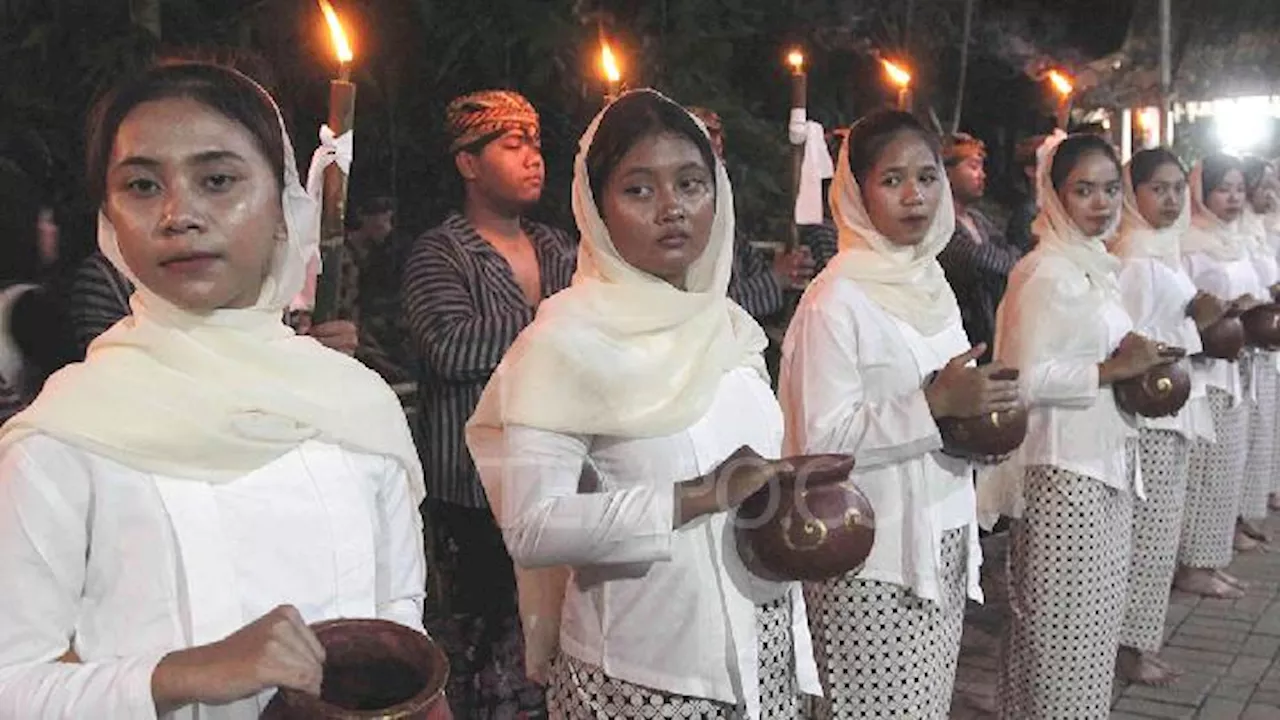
1235 527 1261 552
1270 493 1280 512
1213 569 1250 591
1239 518 1271 543
1175 567 1245 598
1118 647 1182 686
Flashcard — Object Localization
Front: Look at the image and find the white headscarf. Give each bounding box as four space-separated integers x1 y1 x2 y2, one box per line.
467 89 766 440
1182 161 1249 262
466 89 767 681
0 66 423 502
1028 131 1123 294
1112 153 1191 268
824 121 961 336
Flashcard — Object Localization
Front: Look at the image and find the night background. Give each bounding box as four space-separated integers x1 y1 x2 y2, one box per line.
0 0 1256 267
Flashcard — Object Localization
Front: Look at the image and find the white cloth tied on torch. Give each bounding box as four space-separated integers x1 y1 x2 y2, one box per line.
290 124 355 312
795 120 833 226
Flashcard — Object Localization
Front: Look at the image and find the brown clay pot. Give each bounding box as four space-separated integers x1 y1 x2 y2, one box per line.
936 368 1028 460
1199 314 1246 360
1241 304 1280 350
735 454 874 583
261 618 451 719
1114 357 1192 418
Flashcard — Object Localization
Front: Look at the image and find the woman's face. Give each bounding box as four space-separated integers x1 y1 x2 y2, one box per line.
104 97 283 312
1056 150 1121 237
1205 168 1246 224
1250 166 1279 215
1134 161 1187 230
598 131 715 288
860 131 944 247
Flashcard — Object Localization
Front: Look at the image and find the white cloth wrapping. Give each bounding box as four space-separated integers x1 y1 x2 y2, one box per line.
290 124 354 312
795 121 833 226
0 436 425 720
978 133 1140 526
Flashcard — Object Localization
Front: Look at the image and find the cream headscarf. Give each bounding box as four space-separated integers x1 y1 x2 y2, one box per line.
1027 131 1123 294
0 66 423 502
824 122 961 336
466 89 768 681
1182 161 1249 263
1112 154 1191 268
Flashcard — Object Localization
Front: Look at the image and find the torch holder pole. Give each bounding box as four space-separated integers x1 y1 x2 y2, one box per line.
313 78 356 324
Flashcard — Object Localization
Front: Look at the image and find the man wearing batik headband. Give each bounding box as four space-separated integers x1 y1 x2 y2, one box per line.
402 88 574 719
688 106 815 323
937 132 1023 364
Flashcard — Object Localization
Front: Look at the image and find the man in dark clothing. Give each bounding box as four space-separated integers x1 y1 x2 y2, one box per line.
1006 134 1047 254
341 195 413 384
937 133 1024 363
402 89 575 719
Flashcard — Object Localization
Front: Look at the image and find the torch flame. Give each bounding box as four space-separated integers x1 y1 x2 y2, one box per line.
787 50 805 73
601 42 621 84
318 0 354 64
882 59 911 88
1048 69 1073 97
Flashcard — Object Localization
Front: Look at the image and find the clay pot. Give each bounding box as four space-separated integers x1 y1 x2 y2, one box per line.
261 618 450 719
735 454 874 583
936 368 1028 460
1241 304 1280 350
1199 314 1246 360
1114 357 1192 418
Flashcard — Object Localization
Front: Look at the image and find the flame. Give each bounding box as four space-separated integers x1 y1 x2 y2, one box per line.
1048 69 1073 97
787 50 805 73
882 59 911 88
600 42 621 84
318 0 353 64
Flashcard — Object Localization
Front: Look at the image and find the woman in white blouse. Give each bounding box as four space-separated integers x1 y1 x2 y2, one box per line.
1177 154 1264 598
466 90 821 720
0 63 428 719
780 110 1018 720
1110 148 1224 686
1240 155 1280 547
984 133 1172 719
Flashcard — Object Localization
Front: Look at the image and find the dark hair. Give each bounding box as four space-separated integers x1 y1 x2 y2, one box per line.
1201 153 1245 201
844 110 941 187
1049 134 1121 191
346 195 397 230
585 91 718 201
942 132 985 167
1129 148 1186 187
1242 155 1272 197
85 61 286 207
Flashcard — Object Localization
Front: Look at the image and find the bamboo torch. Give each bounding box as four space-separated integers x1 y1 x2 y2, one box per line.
787 49 807 251
312 0 356 323
1048 69 1074 130
600 40 622 104
882 59 913 112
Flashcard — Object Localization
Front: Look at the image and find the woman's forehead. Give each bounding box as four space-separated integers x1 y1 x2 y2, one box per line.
111 97 266 166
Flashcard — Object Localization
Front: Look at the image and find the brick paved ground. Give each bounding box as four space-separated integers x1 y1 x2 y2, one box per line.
950 514 1280 719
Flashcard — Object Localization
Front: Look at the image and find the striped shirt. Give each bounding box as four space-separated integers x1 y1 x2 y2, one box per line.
402 212 577 508
936 208 1023 363
728 234 786 321
66 253 132 358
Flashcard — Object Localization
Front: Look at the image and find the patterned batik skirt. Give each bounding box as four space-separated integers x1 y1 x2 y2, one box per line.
1181 387 1248 568
1121 429 1191 654
546 595 801 719
997 466 1133 720
802 527 968 720
1243 357 1277 521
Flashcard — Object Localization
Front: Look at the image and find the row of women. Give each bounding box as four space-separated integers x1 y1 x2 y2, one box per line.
0 56 1272 720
